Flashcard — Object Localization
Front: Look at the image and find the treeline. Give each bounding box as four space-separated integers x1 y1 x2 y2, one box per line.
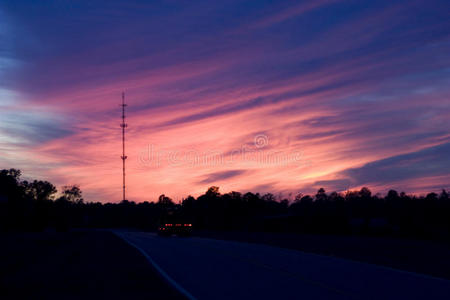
1 169 449 240
0 169 84 231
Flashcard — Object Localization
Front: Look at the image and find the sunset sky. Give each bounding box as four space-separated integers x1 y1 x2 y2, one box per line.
1 0 449 202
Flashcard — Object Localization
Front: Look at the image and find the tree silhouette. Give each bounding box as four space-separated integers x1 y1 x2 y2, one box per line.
1 168 449 240
158 194 174 209
60 185 83 203
23 180 57 202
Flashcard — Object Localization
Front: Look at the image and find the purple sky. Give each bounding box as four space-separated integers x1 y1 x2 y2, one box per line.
1 0 449 202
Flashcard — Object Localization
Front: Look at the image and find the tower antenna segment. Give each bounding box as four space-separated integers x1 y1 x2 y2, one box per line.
120 92 128 201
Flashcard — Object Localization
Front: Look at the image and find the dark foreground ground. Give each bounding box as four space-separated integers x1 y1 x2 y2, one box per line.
2 229 449 300
193 230 450 280
0 230 184 300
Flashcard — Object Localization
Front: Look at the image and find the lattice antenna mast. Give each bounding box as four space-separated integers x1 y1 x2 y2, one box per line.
120 92 128 201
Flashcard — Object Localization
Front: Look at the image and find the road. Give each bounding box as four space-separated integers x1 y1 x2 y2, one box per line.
115 231 450 300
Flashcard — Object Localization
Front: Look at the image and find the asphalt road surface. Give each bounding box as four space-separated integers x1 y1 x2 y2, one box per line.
115 231 450 300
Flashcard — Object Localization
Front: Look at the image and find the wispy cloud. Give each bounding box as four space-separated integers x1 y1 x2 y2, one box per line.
339 142 450 189
250 0 341 29
1 0 449 201
198 170 248 185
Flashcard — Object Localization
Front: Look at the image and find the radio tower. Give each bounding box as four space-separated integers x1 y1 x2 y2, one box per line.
120 92 128 201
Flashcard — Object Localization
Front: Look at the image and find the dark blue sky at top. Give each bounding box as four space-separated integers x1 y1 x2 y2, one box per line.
3 0 448 94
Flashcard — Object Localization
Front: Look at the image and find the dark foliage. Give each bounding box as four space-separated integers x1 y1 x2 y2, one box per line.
1 169 449 240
